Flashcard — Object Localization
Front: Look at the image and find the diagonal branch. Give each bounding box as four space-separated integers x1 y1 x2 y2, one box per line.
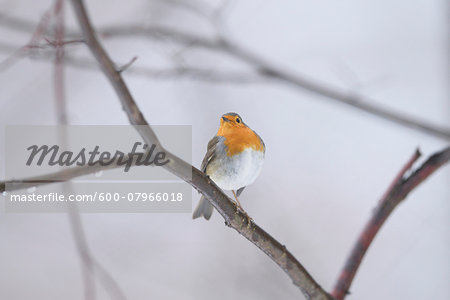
66 24 450 142
331 146 450 300
69 0 332 299
216 39 450 141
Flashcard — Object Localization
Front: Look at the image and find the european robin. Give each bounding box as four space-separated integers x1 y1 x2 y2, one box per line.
193 112 265 220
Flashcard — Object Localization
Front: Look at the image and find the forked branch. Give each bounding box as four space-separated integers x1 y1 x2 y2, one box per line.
332 147 450 299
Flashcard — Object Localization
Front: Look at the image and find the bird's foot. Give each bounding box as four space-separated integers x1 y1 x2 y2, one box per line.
232 190 253 224
236 203 253 224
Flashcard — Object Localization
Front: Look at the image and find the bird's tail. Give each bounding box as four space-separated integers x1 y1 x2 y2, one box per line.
192 196 213 220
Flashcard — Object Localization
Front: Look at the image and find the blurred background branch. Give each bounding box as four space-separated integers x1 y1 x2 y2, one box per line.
11 1 129 299
1 10 449 141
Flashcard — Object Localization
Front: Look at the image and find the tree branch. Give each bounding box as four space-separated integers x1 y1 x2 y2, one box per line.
68 0 331 299
52 2 96 298
0 43 262 82
218 39 450 141
0 9 53 70
331 146 450 299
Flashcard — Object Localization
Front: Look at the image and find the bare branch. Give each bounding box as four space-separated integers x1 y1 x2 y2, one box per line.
99 24 221 50
68 0 332 298
71 23 450 141
53 0 67 123
0 37 262 83
44 37 85 47
51 2 97 299
331 146 450 299
216 39 450 141
0 160 120 192
117 55 137 73
0 8 53 71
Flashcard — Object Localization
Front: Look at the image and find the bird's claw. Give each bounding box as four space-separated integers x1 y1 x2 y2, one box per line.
236 203 253 224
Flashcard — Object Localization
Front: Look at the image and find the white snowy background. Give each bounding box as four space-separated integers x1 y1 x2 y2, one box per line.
0 0 449 299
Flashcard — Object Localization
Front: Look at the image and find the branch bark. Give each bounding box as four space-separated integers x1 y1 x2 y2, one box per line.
331 146 450 299
69 0 331 299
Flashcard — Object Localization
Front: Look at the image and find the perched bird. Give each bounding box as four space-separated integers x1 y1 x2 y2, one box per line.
193 112 265 220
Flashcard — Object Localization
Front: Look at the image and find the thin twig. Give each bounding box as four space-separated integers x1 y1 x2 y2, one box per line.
53 0 67 124
52 2 96 299
44 37 85 46
331 146 450 299
117 55 137 73
0 38 262 83
0 9 53 71
69 0 332 298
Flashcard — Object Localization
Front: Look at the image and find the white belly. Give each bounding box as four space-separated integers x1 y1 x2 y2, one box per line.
206 148 264 190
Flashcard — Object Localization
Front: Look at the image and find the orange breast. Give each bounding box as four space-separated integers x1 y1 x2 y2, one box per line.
218 126 264 156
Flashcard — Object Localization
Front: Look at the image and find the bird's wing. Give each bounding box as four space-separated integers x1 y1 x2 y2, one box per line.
201 135 221 173
253 129 266 153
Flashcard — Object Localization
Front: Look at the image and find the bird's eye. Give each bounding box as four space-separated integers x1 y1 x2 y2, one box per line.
236 117 241 123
